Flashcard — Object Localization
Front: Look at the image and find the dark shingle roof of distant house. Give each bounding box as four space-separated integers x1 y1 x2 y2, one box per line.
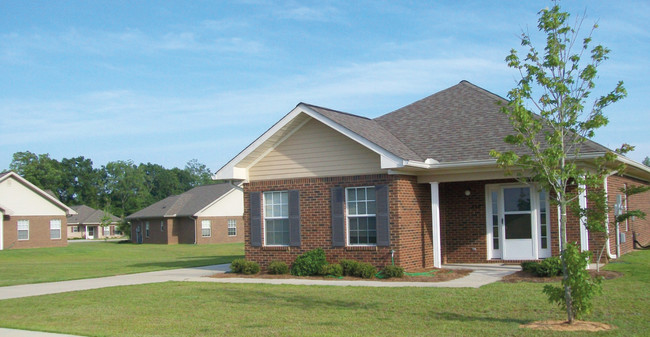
126 183 235 220
68 205 120 225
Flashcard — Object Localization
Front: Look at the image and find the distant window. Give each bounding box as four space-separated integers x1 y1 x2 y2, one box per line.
50 219 61 239
202 220 211 237
72 226 80 233
161 220 165 232
228 219 237 236
145 221 150 238
103 226 110 237
17 220 29 240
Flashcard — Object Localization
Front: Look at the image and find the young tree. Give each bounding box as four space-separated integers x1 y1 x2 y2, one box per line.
490 3 627 323
643 156 650 167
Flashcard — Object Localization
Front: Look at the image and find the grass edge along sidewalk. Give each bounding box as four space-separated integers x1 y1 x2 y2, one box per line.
0 242 244 286
0 250 648 336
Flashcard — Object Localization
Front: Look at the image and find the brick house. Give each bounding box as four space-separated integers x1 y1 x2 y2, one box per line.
67 205 122 240
126 183 244 244
0 171 76 250
214 81 650 270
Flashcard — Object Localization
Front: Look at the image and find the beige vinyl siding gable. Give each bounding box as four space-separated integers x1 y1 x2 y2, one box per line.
249 118 384 180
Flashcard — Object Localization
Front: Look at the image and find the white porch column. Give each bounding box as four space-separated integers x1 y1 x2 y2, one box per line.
430 182 442 268
0 209 4 250
578 183 589 252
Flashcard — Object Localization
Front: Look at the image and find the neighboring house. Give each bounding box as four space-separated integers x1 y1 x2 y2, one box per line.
126 183 244 245
0 171 76 250
67 205 122 240
214 80 650 270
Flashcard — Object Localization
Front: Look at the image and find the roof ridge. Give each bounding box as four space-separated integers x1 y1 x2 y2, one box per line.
301 102 371 120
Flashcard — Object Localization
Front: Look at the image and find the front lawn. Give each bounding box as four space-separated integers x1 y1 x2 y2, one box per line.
0 242 243 286
0 250 648 336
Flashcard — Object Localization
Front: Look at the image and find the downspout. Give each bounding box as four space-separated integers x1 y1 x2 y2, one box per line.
603 175 617 259
190 216 197 244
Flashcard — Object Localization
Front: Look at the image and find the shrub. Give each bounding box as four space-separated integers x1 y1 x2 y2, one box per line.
268 261 289 275
536 257 562 277
241 260 260 275
230 258 246 273
320 263 343 277
339 259 359 276
520 257 562 277
291 248 328 276
355 262 377 279
230 259 260 275
381 265 404 278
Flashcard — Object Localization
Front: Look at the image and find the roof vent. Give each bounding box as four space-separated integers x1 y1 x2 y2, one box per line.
424 158 438 165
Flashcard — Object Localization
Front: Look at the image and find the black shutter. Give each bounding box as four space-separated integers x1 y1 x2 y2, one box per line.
331 187 345 247
250 192 262 247
375 184 390 246
289 190 301 247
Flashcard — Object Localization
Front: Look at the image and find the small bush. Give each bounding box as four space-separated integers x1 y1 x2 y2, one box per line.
381 265 404 278
230 259 260 275
268 261 289 275
291 248 328 276
241 260 260 275
230 258 247 273
521 257 563 277
340 259 359 276
355 262 377 279
320 263 343 277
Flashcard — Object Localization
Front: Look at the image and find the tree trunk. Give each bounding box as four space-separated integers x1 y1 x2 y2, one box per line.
559 202 574 323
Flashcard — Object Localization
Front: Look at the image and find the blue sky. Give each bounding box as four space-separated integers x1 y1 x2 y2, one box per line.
1 1 648 172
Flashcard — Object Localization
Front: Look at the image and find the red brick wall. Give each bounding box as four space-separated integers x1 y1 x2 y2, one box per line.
3 215 68 249
243 174 432 271
195 216 244 244
590 174 650 258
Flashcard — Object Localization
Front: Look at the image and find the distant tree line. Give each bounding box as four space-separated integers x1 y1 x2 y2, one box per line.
6 151 214 218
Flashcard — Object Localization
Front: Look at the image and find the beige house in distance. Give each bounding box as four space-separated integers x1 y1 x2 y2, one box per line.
67 205 122 240
0 171 76 250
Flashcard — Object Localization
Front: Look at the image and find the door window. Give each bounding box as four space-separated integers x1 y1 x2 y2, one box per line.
503 187 532 239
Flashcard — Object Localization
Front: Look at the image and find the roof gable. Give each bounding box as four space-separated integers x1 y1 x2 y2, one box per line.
68 205 120 225
0 171 76 215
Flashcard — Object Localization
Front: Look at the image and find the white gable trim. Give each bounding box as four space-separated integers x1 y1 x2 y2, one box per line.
193 186 241 217
214 104 406 180
0 172 76 216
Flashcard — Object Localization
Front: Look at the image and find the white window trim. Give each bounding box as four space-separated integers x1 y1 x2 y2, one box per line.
17 219 29 241
50 219 62 240
145 221 150 238
201 220 212 237
345 186 377 247
227 219 237 236
103 226 111 237
263 191 290 247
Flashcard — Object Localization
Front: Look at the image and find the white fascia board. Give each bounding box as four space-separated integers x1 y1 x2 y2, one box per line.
298 104 406 169
0 172 77 215
214 104 408 180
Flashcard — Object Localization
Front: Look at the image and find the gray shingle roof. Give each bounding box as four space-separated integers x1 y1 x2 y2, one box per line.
304 81 611 164
126 183 235 220
68 205 120 225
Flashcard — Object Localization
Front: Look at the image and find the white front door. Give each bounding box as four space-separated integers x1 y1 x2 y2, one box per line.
87 226 95 239
487 185 551 260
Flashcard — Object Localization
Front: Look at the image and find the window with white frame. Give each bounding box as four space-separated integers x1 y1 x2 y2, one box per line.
161 220 165 232
201 220 211 237
264 191 289 246
346 187 377 245
103 226 110 237
72 226 80 233
145 221 150 238
228 219 237 236
17 220 29 240
50 219 61 239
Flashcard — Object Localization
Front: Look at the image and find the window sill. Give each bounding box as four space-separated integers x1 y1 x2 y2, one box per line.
262 246 291 251
345 246 378 251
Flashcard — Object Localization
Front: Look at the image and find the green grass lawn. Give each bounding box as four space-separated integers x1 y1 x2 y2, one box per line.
0 250 648 336
0 242 244 286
